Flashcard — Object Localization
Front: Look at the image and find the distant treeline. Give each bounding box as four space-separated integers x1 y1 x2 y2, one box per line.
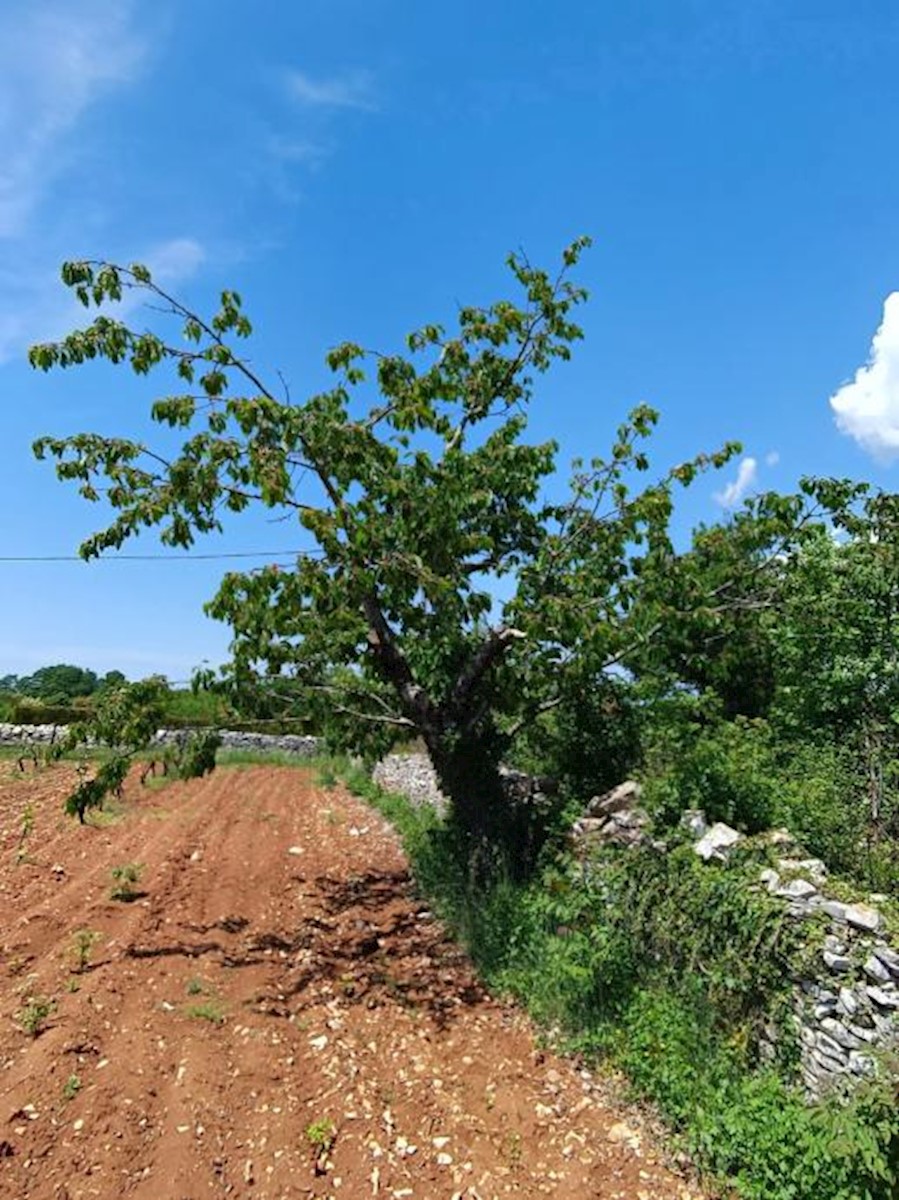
0 662 313 733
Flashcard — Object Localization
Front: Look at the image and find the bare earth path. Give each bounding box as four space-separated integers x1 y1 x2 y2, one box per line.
0 762 707 1200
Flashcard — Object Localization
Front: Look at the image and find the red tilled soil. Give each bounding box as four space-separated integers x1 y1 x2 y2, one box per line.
0 761 708 1200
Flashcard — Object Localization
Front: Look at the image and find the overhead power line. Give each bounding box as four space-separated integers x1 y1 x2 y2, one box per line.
0 549 317 563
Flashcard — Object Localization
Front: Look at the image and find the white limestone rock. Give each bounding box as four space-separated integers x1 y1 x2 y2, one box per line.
693 822 742 862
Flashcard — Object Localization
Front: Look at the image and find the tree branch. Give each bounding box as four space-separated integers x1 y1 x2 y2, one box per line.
360 594 439 727
448 625 526 720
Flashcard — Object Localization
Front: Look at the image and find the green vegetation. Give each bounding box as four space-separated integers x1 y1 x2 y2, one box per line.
109 862 143 902
14 800 36 864
305 1118 336 1173
304 1119 335 1150
184 999 226 1024
16 994 55 1038
62 1073 82 1101
70 929 101 973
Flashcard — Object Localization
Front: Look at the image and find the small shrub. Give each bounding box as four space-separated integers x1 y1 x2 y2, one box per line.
110 862 143 902
305 1119 335 1150
305 1118 336 1174
184 1000 226 1024
643 717 779 832
62 1073 82 1101
70 929 101 973
16 995 54 1038
315 765 339 790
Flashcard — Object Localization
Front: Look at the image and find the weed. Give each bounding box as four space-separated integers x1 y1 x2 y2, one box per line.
62 1074 81 1101
109 862 143 902
16 995 54 1038
305 1119 336 1174
70 929 101 973
185 977 206 996
305 1119 335 1149
15 802 35 864
185 1000 226 1024
315 765 338 790
501 1130 522 1169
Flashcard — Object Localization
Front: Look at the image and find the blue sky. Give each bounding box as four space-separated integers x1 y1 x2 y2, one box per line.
2 0 899 681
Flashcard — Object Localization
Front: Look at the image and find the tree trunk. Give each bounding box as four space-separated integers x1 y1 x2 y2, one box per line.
422 723 545 882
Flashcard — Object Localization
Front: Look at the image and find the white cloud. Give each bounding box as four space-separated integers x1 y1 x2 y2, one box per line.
266 134 331 169
142 237 206 286
286 68 377 111
0 0 147 238
765 450 780 467
830 292 899 461
714 456 758 508
0 2 177 367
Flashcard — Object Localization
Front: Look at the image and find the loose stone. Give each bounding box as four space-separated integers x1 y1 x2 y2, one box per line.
823 951 852 974
837 987 858 1017
863 955 891 985
819 1018 863 1050
822 900 849 922
848 1051 876 1076
845 904 880 932
775 878 818 901
866 986 899 1010
815 1031 849 1061
693 822 742 861
872 946 899 976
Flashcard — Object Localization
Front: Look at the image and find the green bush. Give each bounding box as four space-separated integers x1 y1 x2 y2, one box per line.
643 716 779 832
512 673 643 802
614 986 899 1200
7 700 86 726
774 741 899 895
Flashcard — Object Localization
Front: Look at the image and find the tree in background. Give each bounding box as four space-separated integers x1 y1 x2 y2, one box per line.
30 242 744 868
99 669 128 691
770 494 899 843
16 663 99 704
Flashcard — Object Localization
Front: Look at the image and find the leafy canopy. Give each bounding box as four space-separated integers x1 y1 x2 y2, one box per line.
32 241 742 843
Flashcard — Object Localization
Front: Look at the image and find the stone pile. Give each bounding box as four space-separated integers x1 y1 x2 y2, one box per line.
372 753 449 814
371 755 558 821
570 780 650 849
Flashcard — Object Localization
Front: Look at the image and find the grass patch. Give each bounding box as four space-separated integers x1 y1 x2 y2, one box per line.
184 999 226 1024
215 748 325 769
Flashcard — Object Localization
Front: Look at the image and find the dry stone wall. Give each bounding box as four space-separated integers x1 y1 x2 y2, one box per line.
0 722 323 758
571 783 899 1101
